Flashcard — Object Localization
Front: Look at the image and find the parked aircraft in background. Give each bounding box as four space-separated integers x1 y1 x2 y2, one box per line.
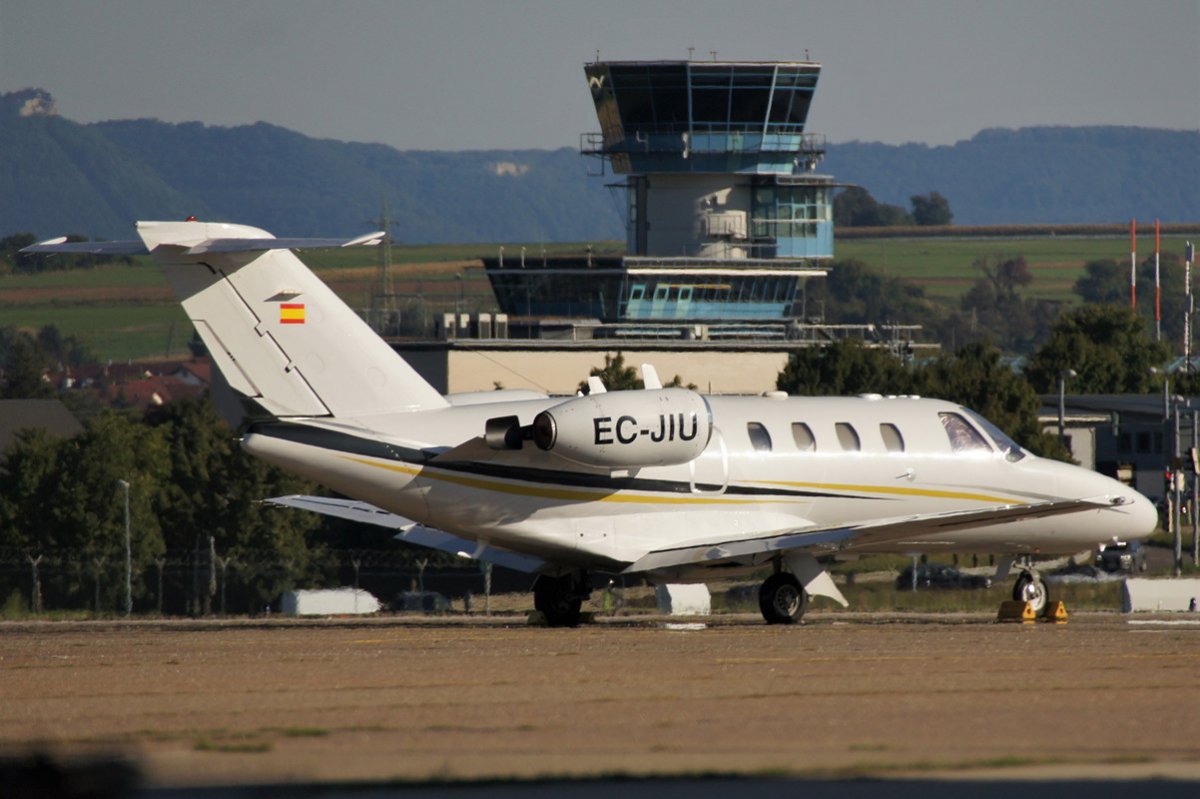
26 222 1158 625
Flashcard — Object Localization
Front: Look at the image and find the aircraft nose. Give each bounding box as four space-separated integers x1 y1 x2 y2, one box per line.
1124 487 1160 540
1094 475 1158 541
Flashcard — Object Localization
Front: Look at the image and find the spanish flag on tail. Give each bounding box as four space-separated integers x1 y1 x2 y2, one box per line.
280 303 306 324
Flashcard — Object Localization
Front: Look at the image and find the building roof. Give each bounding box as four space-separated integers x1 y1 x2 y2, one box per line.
1037 394 1197 424
0 399 83 458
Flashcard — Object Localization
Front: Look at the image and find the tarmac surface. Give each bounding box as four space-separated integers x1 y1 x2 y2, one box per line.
1 612 1199 795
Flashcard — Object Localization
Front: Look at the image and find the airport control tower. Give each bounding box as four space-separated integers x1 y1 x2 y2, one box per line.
583 59 832 261
484 59 836 332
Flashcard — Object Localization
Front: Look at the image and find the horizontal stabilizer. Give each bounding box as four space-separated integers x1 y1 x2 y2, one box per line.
184 233 384 254
23 232 384 257
265 495 546 573
23 238 148 255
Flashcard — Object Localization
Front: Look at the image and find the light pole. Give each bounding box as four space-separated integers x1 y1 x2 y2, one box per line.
117 479 131 616
1172 400 1184 577
1057 369 1077 443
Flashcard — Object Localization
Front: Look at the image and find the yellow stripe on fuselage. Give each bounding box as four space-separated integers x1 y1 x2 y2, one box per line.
338 454 1028 508
758 480 1026 505
338 455 764 506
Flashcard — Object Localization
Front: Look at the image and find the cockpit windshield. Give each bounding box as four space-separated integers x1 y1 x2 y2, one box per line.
960 407 1028 462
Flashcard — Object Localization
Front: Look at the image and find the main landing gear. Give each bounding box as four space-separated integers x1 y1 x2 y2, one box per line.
759 571 809 625
533 571 591 627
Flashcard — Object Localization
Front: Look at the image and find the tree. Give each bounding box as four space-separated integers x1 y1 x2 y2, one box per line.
144 399 323 613
959 255 1058 354
910 192 953 226
811 258 941 328
832 187 911 227
0 411 170 610
1073 259 1126 305
0 233 36 276
777 339 914 397
579 353 691 393
0 332 53 399
36 325 91 372
582 353 641 392
1025 305 1171 394
1072 253 1187 349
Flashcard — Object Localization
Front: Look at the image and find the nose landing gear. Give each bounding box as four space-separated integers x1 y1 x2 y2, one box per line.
1012 570 1048 614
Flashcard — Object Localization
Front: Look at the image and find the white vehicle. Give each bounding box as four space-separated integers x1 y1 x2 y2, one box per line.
26 222 1158 625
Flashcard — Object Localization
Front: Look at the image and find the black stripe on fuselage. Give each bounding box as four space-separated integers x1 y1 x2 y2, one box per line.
245 421 885 502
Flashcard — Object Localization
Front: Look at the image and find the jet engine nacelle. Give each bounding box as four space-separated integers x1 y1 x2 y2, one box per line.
531 388 712 469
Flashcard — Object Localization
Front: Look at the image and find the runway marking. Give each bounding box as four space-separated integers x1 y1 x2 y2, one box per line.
1127 620 1200 626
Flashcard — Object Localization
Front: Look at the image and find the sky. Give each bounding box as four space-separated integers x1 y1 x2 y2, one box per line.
1 0 1197 151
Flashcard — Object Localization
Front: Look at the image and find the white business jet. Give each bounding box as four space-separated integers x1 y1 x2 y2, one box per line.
26 222 1158 625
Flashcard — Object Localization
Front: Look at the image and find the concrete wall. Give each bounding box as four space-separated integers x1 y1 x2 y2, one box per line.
1122 578 1200 612
427 348 791 395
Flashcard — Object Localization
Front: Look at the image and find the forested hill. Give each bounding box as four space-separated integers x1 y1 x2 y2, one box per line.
1 93 1195 241
822 127 1198 226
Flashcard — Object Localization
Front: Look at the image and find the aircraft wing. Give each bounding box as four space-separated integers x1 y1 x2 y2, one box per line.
624 496 1116 576
265 495 546 574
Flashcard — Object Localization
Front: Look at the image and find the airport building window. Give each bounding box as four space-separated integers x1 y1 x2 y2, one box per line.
880 423 905 453
747 422 772 452
939 413 992 454
791 422 815 451
835 422 861 452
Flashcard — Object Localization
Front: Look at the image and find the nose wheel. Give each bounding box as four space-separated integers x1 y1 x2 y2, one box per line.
1013 570 1048 614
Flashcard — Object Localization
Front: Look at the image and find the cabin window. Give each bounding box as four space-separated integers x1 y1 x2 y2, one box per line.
747 422 772 452
939 412 992 454
791 422 816 451
835 422 861 452
880 423 905 453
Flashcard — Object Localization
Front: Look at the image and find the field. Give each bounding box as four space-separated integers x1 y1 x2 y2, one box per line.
2 614 1198 790
2 235 1193 362
837 234 1196 303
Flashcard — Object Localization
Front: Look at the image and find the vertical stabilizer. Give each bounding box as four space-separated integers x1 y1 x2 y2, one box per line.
139 221 447 419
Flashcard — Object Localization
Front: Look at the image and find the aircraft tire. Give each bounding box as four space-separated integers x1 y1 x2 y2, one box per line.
759 572 807 625
1012 571 1048 614
533 575 583 627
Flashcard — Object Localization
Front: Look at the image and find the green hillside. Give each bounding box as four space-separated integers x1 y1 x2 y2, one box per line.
1 90 1195 244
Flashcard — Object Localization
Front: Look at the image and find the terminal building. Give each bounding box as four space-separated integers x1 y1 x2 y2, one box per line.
397 59 925 395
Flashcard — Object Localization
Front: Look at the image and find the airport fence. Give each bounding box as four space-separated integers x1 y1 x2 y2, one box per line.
0 546 509 618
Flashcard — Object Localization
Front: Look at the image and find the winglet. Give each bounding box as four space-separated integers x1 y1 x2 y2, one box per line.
342 231 385 247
